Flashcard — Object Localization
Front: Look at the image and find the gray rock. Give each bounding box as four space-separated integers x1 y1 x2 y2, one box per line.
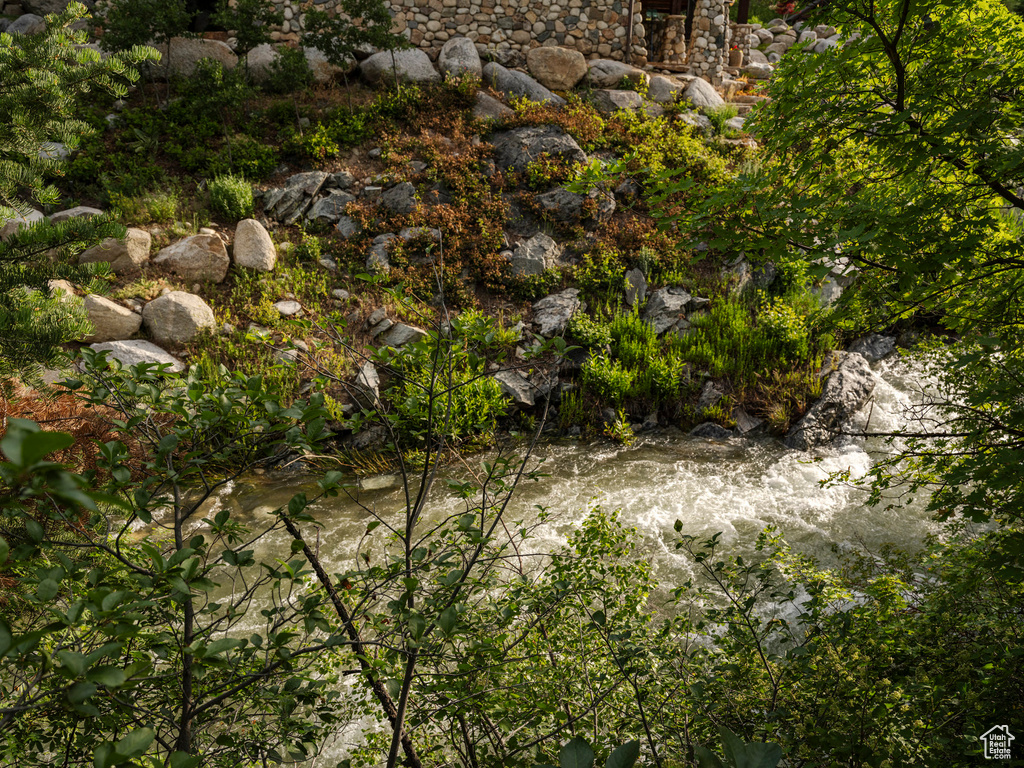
399 226 442 242
154 37 238 78
536 186 615 224
732 407 764 435
38 141 69 161
245 43 278 82
381 323 428 347
587 59 649 89
336 216 362 238
366 233 397 274
591 88 643 116
304 46 354 83
695 380 725 413
784 352 876 450
848 333 896 362
78 228 151 275
82 295 142 343
647 75 686 104
813 37 840 53
89 340 184 373
355 361 380 404
678 111 714 136
438 36 482 79
152 235 230 283
488 48 527 69
482 62 565 107
532 288 580 337
361 48 440 86
490 125 586 173
798 29 818 45
643 286 693 334
23 0 73 14
7 14 45 35
690 422 733 440
307 190 356 223
472 91 514 122
332 289 350 301
274 300 302 317
625 268 646 307
526 46 587 91
725 116 746 133
49 206 103 224
494 370 536 407
747 48 770 65
369 318 393 338
379 182 417 215
263 171 329 224
232 219 276 272
0 209 44 240
754 28 774 45
142 291 217 346
366 308 387 327
328 170 356 190
507 232 562 276
683 78 725 111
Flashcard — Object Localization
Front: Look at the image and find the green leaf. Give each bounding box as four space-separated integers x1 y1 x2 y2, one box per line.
36 578 59 601
25 518 44 543
606 741 640 768
0 618 11 657
693 746 725 768
57 650 88 676
115 727 155 758
169 751 202 768
438 606 458 636
0 536 8 566
87 666 126 688
559 737 595 768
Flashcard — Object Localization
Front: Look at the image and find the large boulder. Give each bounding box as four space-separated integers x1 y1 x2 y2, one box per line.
535 186 615 225
587 59 649 89
784 352 876 450
361 49 440 87
152 234 230 283
23 0 73 14
78 228 151 275
507 232 562 277
591 88 643 116
848 333 897 362
155 37 238 78
532 288 580 337
438 37 482 79
684 78 725 111
245 43 278 82
482 62 565 107
262 171 329 224
0 209 44 240
142 291 217 346
473 91 514 122
49 206 103 224
647 75 686 104
494 370 537 408
232 219 276 272
82 295 142 343
7 14 46 35
490 125 586 173
305 46 355 83
526 47 587 91
89 340 184 373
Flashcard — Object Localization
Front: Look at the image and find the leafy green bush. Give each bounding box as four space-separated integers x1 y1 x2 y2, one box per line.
705 104 740 135
209 174 254 221
262 45 313 95
581 354 636 405
568 312 612 349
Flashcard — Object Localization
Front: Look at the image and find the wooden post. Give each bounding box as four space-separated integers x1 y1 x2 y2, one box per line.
737 0 750 23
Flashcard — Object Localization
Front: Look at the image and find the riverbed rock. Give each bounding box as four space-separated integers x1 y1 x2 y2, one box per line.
847 333 896 362
142 291 217 346
732 407 764 435
89 340 184 373
361 48 440 86
784 351 875 450
483 62 565 107
153 234 230 283
438 36 482 79
526 46 587 91
536 186 615 225
232 219 276 272
490 125 587 173
78 228 151 275
507 232 562 276
695 380 726 413
262 171 329 224
473 91 514 122
587 59 649 89
684 78 725 111
82 295 142 343
690 422 733 440
591 88 643 116
494 369 536 407
533 288 580 337
643 286 694 334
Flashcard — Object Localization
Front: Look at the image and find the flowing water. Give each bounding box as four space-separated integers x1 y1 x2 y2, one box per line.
214 354 938 588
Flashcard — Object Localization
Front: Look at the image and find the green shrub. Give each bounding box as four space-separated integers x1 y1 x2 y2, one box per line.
581 354 636 405
209 174 255 221
227 135 279 180
293 233 323 263
568 312 612 349
705 104 740 135
262 45 313 95
110 188 180 224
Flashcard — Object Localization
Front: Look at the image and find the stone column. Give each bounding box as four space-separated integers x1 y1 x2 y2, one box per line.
650 14 687 64
686 0 732 85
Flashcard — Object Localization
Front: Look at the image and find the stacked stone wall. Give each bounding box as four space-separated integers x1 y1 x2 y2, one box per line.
257 0 647 63
686 0 731 84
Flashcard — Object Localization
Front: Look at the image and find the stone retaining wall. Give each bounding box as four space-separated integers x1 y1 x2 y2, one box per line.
258 0 648 64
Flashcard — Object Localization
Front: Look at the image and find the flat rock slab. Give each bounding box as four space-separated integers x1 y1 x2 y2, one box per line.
533 288 581 338
490 125 587 174
483 62 565 107
89 340 184 373
153 235 229 283
79 228 151 276
361 48 441 86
